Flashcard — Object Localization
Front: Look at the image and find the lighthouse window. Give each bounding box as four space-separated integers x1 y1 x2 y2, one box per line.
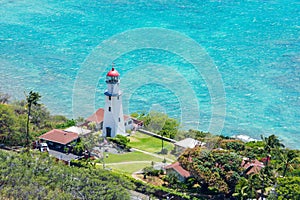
109 96 111 100
118 117 120 122
117 96 119 100
108 107 111 112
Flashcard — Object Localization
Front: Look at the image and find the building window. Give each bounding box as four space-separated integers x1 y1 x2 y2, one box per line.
108 107 111 112
118 117 120 122
128 121 132 125
117 96 119 100
109 96 111 100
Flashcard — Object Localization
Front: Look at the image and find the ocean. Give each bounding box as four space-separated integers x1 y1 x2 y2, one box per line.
0 0 299 148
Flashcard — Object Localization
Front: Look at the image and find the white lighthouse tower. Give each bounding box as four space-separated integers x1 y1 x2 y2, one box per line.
102 67 126 137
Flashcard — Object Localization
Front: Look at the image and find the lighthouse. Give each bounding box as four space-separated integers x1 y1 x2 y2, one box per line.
102 67 126 137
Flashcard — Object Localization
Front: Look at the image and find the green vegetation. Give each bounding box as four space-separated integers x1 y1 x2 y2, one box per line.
130 132 174 153
1 93 300 199
0 104 26 146
0 92 77 147
275 176 300 200
105 151 162 164
25 91 41 149
170 134 300 199
179 148 242 195
109 134 131 150
133 111 179 139
109 163 154 174
0 150 133 199
143 166 164 177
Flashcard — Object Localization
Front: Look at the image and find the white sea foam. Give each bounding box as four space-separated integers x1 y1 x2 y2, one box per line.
232 135 258 143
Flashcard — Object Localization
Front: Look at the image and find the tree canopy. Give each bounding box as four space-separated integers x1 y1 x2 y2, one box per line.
136 111 179 139
0 150 133 199
178 147 242 195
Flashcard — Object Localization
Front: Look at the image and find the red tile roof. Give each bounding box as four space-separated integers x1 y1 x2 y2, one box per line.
39 129 79 145
86 108 131 124
165 162 191 178
86 108 104 124
123 115 130 121
241 159 264 175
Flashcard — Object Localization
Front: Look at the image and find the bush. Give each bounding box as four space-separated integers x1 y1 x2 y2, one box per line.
143 166 161 177
109 135 131 150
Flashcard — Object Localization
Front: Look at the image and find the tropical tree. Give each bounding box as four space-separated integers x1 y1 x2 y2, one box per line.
261 134 285 155
25 91 41 149
0 150 133 199
233 177 251 200
276 176 300 200
178 147 243 195
0 104 27 145
278 149 299 177
0 104 15 144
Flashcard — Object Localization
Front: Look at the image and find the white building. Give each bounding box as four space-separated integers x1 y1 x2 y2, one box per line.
64 126 91 136
174 138 205 153
102 67 127 137
85 108 133 133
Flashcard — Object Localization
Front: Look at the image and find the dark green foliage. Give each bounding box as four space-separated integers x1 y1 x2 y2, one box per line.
55 119 76 129
233 175 259 200
0 97 78 147
226 141 245 151
72 139 85 155
245 140 265 148
261 134 285 154
276 177 300 200
109 135 131 150
178 147 243 195
275 149 300 177
0 150 132 199
139 111 179 139
175 129 210 140
0 104 27 145
25 91 41 149
143 166 162 177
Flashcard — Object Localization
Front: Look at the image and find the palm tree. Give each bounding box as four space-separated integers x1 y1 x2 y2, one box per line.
25 91 41 150
261 134 285 155
260 134 284 200
278 150 299 177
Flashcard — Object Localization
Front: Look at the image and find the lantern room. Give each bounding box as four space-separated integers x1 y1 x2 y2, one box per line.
106 67 119 84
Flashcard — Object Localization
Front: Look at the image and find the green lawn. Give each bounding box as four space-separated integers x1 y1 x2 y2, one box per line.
102 151 165 174
108 162 153 174
105 151 162 163
129 131 176 160
98 132 177 173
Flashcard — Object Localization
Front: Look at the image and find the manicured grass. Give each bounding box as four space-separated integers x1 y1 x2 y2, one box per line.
105 151 162 164
103 151 164 173
129 131 176 160
108 162 153 174
97 132 177 173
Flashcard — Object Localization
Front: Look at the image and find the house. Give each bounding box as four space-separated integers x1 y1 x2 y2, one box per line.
85 108 133 132
241 158 264 176
164 162 191 182
38 129 79 152
174 138 204 153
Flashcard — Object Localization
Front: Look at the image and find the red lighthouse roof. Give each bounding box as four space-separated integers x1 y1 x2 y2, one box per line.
106 67 119 77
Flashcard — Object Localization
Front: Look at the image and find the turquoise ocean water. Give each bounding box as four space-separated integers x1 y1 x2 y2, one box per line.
0 0 299 148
